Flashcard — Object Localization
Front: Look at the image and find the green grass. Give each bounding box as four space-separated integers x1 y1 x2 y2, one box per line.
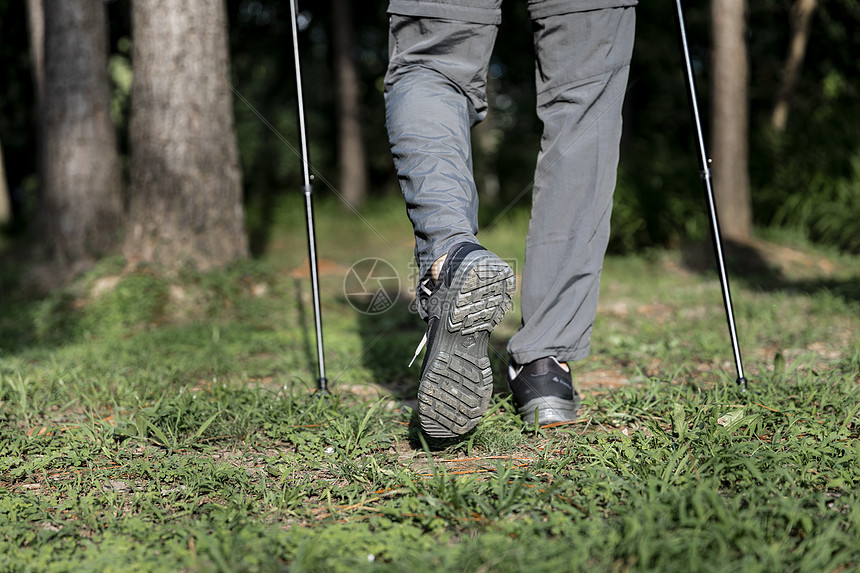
1 197 859 572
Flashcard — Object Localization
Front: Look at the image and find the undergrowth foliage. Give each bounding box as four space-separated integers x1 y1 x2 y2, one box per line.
1 211 860 571
1 355 858 571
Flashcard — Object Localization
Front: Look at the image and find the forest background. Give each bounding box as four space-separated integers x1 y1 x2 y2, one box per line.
1 3 860 569
0 0 859 273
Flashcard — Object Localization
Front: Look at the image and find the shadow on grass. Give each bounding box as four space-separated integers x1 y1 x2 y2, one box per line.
291 276 317 383
349 290 516 397
0 254 51 354
344 280 517 451
681 238 860 306
353 295 424 400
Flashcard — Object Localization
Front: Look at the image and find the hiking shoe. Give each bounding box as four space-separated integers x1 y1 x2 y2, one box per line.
507 356 580 425
409 242 515 438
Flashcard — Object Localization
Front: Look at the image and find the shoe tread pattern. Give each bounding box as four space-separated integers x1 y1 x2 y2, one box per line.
418 254 514 438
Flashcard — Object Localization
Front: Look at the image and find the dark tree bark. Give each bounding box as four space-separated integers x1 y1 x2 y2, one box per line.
332 0 368 209
25 0 43 230
39 0 123 266
26 0 44 109
711 0 752 242
771 0 817 133
0 136 9 225
126 0 248 270
473 83 500 206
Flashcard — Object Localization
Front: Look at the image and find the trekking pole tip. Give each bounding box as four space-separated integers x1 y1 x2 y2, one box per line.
316 377 330 396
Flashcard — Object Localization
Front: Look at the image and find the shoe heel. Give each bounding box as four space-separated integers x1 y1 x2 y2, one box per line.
450 257 514 336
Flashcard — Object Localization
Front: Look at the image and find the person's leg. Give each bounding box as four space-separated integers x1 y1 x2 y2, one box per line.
384 3 500 281
385 2 514 438
507 5 636 366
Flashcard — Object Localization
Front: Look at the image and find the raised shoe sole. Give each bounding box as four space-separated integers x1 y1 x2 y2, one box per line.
417 251 515 438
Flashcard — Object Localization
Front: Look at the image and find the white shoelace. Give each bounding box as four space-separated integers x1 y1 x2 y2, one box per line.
408 332 428 367
407 276 436 367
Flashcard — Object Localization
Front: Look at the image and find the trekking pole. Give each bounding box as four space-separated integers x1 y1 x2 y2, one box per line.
674 0 747 390
289 0 328 393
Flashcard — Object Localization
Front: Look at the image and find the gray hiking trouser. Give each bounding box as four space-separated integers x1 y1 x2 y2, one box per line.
384 0 636 365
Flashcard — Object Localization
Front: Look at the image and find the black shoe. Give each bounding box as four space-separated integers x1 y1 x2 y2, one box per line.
507 357 580 425
409 242 515 438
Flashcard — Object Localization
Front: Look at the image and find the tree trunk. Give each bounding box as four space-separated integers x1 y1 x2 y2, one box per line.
26 0 44 109
473 81 500 206
711 0 752 242
332 0 368 209
26 0 44 230
39 0 123 266
0 136 9 225
771 0 817 133
126 0 248 270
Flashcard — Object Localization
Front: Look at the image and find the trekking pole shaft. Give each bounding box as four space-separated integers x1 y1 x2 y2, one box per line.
290 0 327 391
304 186 327 389
290 0 312 189
674 0 747 387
